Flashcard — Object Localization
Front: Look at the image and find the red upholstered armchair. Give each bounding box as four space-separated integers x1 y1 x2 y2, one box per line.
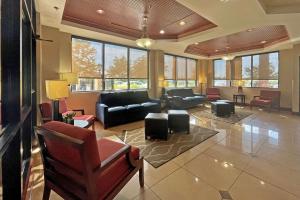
250 90 281 110
206 88 221 101
35 121 144 200
39 100 95 129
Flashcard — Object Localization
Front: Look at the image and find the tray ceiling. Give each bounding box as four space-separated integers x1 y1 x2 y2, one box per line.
185 25 289 57
62 0 217 40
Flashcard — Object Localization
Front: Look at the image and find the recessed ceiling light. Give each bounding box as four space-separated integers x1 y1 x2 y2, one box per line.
220 0 229 2
215 49 219 52
97 9 104 14
247 29 253 32
194 42 199 45
160 30 165 34
261 40 267 44
226 46 230 49
179 21 186 26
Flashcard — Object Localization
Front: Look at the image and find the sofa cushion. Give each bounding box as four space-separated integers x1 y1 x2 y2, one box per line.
42 121 100 173
167 88 194 97
108 106 126 112
96 138 139 199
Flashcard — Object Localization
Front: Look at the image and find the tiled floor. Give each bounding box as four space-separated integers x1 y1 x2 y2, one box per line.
28 107 300 200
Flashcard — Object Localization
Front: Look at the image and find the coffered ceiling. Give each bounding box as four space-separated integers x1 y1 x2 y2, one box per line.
62 0 217 40
185 25 289 57
36 0 300 59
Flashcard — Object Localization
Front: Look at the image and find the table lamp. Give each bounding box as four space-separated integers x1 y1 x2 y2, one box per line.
45 80 69 121
237 80 243 94
59 72 78 85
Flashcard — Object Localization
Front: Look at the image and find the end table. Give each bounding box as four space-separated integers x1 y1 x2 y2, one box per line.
233 94 246 105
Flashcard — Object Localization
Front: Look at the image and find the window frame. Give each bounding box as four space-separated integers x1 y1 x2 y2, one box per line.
164 53 197 88
213 51 280 88
71 35 149 92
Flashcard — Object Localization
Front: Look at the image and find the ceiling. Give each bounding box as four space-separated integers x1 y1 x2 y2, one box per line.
35 0 300 59
62 0 217 40
185 25 289 57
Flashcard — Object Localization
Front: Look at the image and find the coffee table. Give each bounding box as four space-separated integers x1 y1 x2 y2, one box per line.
211 102 231 117
217 100 235 114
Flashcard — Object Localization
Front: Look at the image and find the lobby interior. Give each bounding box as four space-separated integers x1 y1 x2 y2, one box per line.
1 0 300 200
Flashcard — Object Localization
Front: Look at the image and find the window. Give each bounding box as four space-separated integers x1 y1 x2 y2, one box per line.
72 37 148 91
213 60 230 87
164 54 197 88
215 52 279 88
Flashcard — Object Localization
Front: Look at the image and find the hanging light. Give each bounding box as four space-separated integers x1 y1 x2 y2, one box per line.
222 45 235 61
136 2 154 49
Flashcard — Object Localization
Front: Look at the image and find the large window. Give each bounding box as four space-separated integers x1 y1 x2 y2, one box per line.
213 60 230 87
214 52 279 88
72 37 148 91
164 54 197 88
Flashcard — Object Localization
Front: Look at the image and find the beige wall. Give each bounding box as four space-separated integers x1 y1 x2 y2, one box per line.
39 25 300 116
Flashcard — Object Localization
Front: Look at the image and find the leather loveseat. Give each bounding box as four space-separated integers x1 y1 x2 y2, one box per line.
166 88 207 109
96 90 161 129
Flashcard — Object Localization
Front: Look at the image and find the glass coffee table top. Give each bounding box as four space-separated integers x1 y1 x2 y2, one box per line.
74 120 90 128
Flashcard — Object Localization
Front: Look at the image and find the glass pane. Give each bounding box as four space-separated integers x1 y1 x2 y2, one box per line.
231 80 251 87
187 59 196 80
130 79 148 89
176 57 186 80
73 78 102 91
187 80 196 88
164 55 175 79
268 52 279 79
214 80 230 87
177 80 186 88
105 79 128 90
253 53 279 80
72 38 103 78
252 80 279 88
242 56 251 80
105 44 128 78
164 80 176 88
214 60 226 79
129 49 148 78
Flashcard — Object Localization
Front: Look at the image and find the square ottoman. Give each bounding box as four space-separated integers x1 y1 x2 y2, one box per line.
168 110 190 134
211 102 231 117
145 113 168 140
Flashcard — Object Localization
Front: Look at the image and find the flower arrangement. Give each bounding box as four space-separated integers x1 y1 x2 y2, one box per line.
62 111 76 125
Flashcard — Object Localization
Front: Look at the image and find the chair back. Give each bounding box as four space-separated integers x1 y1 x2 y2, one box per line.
206 88 220 95
35 121 101 199
59 98 68 113
260 90 281 107
39 102 52 123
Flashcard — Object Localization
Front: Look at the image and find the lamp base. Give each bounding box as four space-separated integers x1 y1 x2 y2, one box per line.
52 100 62 121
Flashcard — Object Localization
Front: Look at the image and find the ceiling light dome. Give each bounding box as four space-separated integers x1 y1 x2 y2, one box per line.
136 37 155 48
222 55 235 61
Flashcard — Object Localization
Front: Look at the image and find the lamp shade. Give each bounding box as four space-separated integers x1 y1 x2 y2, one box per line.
59 72 78 85
45 80 69 100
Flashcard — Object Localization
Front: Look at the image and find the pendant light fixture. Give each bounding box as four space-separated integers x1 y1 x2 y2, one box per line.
136 1 154 48
222 42 235 61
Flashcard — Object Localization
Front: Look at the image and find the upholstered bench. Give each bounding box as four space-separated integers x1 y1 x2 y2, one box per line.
145 113 168 140
168 110 190 134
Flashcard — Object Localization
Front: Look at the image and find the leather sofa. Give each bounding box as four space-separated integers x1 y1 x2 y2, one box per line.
96 90 161 129
166 88 207 109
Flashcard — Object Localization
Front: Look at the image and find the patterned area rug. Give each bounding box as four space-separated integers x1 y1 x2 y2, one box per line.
191 109 253 124
118 125 218 168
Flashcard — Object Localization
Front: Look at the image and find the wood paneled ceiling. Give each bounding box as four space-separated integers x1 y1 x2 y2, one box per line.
185 25 289 57
62 0 217 40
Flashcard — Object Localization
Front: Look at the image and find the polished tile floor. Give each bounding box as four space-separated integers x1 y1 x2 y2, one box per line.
28 107 300 200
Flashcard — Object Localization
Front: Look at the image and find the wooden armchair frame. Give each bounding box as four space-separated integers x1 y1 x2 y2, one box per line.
35 126 144 200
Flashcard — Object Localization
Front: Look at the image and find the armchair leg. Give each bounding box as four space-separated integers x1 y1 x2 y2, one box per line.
139 161 144 188
42 185 51 200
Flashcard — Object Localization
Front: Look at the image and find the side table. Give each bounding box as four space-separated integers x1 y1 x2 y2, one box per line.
233 94 246 105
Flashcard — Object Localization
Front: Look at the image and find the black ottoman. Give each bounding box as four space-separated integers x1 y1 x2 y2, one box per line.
168 110 190 134
217 100 235 114
145 113 168 140
211 102 231 117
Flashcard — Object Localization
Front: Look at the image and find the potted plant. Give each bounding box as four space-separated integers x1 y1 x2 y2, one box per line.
62 112 76 125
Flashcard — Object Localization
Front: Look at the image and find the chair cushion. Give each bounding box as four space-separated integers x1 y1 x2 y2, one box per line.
40 102 52 118
251 99 272 105
42 121 100 173
96 138 139 199
206 88 220 95
108 106 126 112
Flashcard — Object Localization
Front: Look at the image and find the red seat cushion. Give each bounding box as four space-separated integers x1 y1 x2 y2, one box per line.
42 121 100 173
251 99 272 106
207 94 221 101
96 138 139 200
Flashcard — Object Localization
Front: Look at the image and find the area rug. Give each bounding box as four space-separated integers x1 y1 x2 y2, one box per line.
191 109 253 124
118 125 218 168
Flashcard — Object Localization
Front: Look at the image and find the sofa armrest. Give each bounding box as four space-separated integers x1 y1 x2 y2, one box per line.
193 93 201 96
96 103 108 125
149 98 161 104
